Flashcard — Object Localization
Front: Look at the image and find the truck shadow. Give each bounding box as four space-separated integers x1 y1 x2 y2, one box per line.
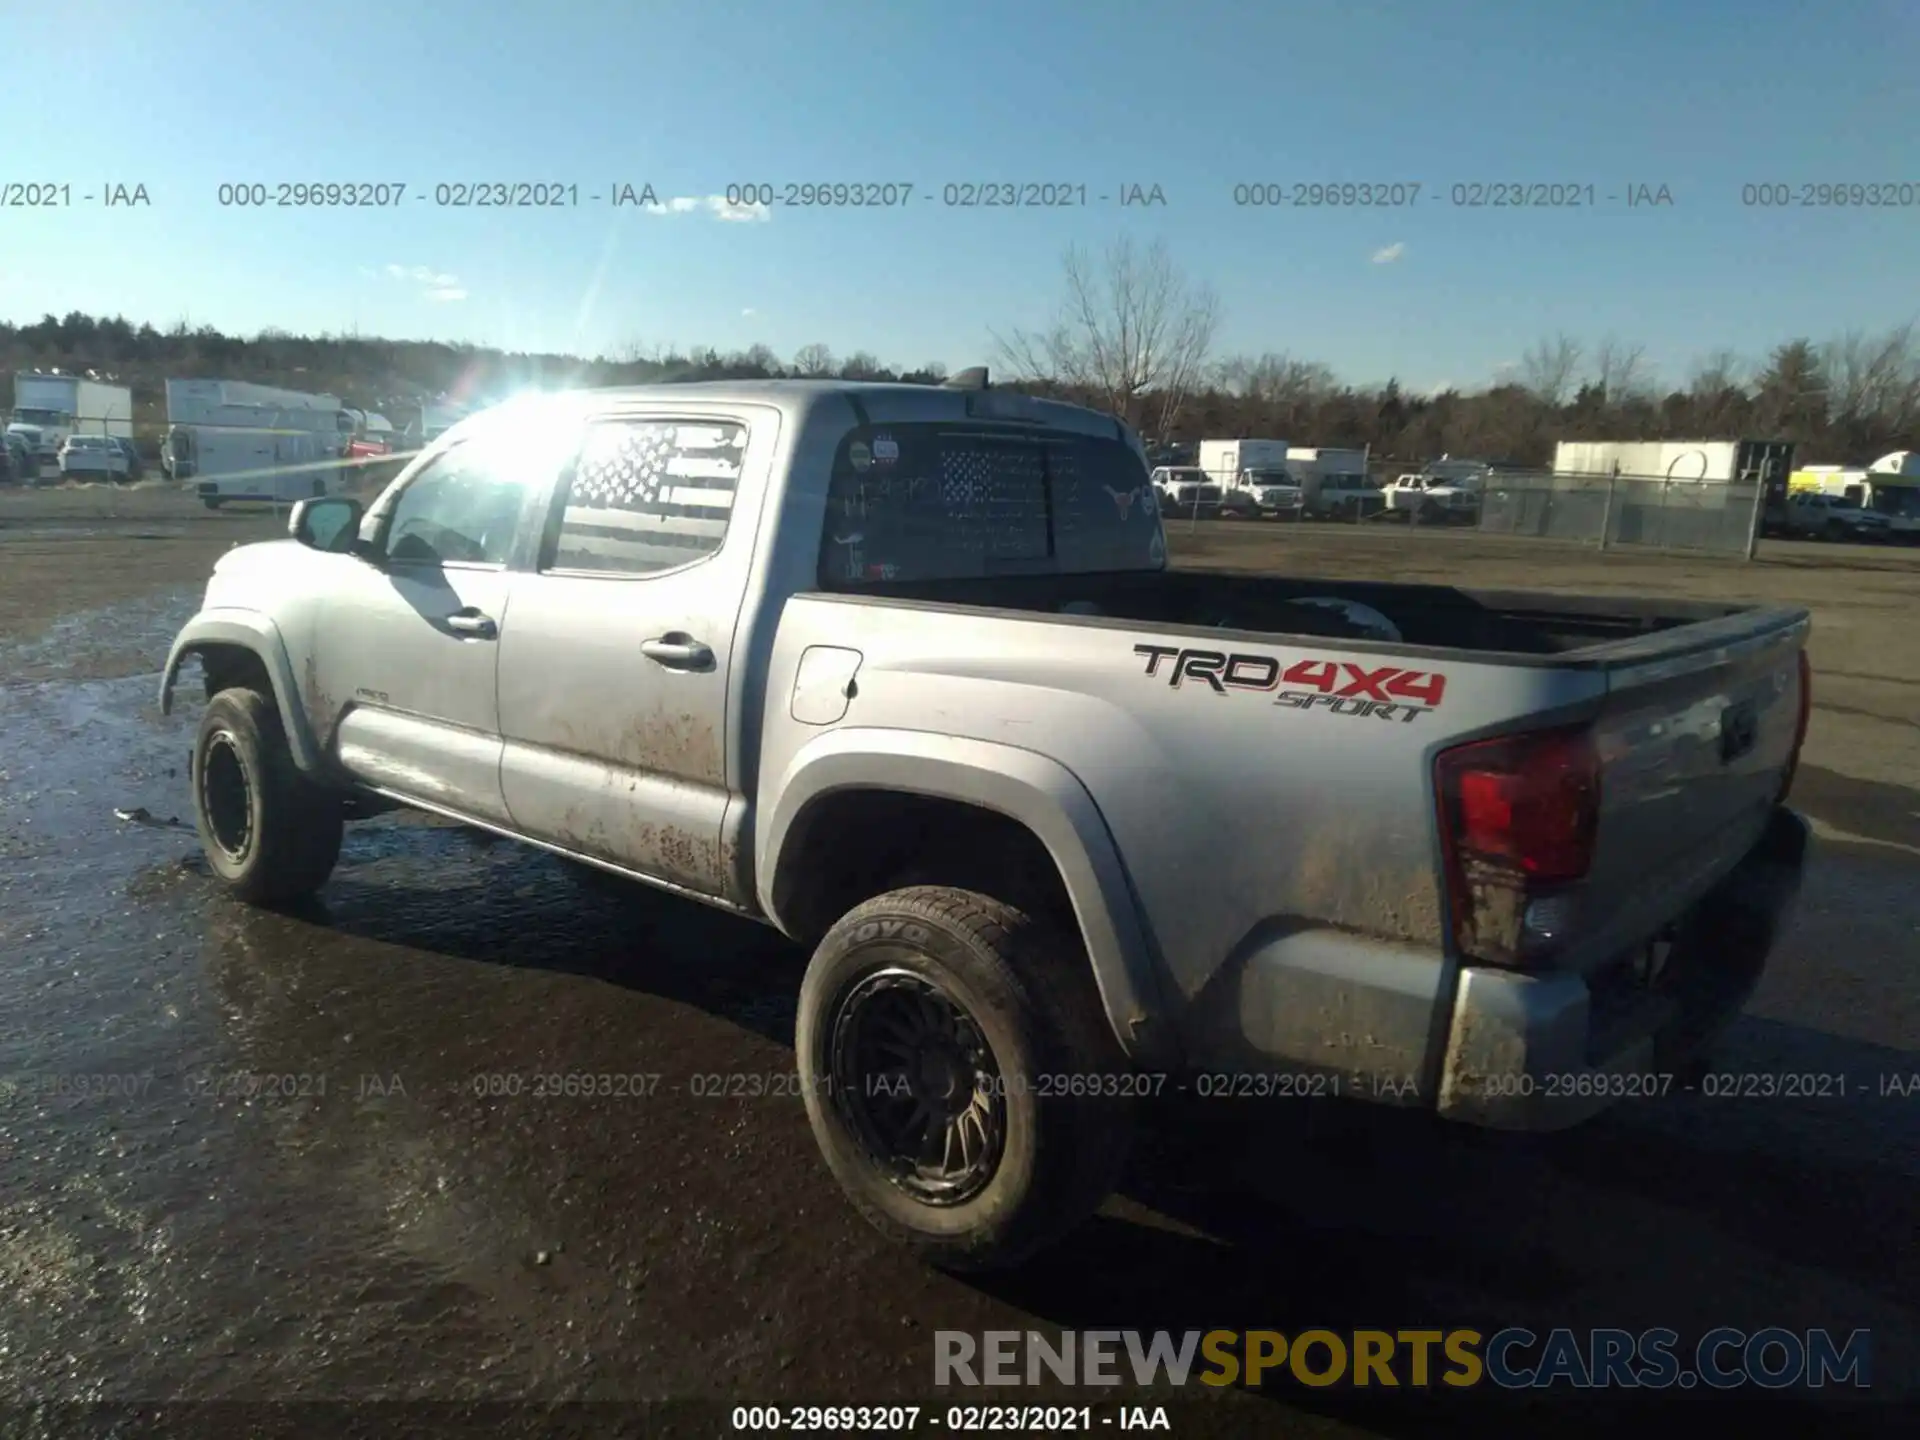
1791 765 1920 852
977 1069 1916 1433
213 822 1916 1434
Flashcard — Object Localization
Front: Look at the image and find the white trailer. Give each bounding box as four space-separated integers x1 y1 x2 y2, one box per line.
164 378 348 506
8 373 133 459
1553 439 1795 486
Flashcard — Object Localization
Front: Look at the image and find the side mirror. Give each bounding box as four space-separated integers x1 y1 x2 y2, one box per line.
289 496 366 555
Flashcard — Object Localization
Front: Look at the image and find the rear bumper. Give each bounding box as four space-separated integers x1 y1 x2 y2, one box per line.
1434 805 1811 1130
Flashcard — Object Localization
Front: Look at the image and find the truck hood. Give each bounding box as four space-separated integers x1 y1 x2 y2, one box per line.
205 538 319 603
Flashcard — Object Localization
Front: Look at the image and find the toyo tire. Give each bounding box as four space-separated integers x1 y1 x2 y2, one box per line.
192 686 343 905
796 885 1135 1272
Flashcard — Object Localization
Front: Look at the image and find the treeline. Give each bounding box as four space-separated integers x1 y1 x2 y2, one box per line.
2 311 1915 468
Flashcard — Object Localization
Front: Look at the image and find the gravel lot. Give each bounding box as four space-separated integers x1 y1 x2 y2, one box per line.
1 484 1913 1437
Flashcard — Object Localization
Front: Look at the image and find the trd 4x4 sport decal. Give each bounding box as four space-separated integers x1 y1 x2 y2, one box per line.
1133 644 1448 723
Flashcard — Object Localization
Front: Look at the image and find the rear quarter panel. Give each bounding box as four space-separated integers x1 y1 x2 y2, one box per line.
759 597 1608 1064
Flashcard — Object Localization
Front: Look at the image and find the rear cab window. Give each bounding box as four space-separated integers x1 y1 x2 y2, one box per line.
817 422 1164 585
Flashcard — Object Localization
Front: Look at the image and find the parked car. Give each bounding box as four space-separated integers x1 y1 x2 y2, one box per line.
57 434 132 481
1773 491 1893 542
160 375 1812 1271
111 436 146 480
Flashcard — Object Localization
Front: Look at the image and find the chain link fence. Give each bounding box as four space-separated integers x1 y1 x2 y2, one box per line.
1477 471 1765 555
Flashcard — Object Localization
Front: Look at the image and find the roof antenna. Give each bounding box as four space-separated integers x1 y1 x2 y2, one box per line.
945 367 989 390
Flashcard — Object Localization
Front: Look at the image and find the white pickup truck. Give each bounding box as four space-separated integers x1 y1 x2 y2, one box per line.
1383 471 1483 523
160 375 1813 1269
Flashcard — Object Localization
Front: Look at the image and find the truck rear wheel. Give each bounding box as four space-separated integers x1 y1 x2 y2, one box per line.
796 886 1135 1271
192 687 343 905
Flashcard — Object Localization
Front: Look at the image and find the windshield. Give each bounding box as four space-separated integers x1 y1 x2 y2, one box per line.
1869 486 1920 518
1247 470 1294 486
12 408 69 426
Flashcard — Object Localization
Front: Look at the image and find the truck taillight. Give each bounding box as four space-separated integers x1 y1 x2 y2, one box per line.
1435 726 1601 967
1779 649 1811 803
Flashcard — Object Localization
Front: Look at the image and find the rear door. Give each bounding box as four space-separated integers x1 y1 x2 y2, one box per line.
494 408 771 899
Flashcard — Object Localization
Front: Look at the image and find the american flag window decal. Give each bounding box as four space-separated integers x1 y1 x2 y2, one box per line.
818 424 1163 584
552 419 747 575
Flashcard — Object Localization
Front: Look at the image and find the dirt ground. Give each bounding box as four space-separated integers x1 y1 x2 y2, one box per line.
0 483 1915 1437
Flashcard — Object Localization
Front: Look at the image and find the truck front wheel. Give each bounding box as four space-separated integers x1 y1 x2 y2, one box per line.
192 687 343 905
796 886 1135 1271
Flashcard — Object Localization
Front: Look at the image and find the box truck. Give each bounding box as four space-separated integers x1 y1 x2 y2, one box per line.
1286 446 1382 520
8 373 134 461
163 378 348 506
1197 438 1290 484
1195 438 1302 517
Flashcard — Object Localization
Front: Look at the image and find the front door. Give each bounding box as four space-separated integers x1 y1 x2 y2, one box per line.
496 412 759 897
310 435 541 826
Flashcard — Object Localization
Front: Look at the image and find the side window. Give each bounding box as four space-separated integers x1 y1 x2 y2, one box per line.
545 418 747 576
382 441 526 566
817 424 1161 585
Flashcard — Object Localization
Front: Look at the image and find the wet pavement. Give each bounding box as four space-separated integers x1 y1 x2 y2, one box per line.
1 576 1917 1437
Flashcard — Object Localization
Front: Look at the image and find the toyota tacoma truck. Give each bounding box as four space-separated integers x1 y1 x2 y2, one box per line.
160 373 1813 1270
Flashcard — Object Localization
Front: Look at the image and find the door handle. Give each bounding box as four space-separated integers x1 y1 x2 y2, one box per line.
445 609 497 639
640 634 714 670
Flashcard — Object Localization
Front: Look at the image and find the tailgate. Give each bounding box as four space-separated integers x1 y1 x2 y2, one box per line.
1570 606 1809 972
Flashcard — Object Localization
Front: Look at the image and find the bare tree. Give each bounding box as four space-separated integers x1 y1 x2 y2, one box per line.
792 343 836 377
990 237 1220 432
1591 336 1651 402
838 350 885 380
739 343 782 376
1520 333 1583 407
1244 353 1336 409
1823 324 1920 444
1687 348 1746 398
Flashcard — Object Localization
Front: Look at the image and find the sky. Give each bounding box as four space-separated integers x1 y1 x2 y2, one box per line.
0 0 1914 394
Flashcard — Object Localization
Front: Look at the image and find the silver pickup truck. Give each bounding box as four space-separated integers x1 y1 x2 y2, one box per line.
160 374 1813 1269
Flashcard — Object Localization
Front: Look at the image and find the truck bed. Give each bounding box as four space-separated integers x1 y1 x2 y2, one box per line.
817 567 1764 659
782 564 1808 1005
